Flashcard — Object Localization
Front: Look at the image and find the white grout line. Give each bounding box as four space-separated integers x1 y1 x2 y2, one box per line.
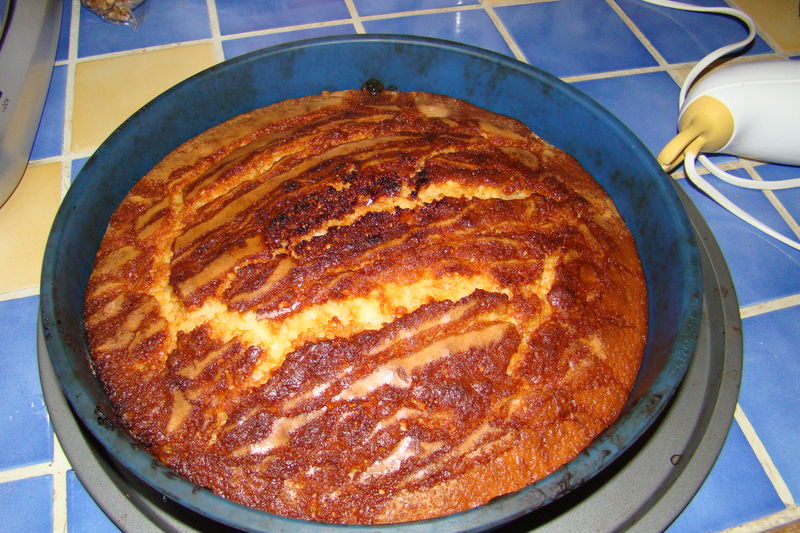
735 405 796 506
205 0 226 62
67 37 229 63
0 286 39 302
0 462 56 484
359 3 484 21
740 293 800 319
721 506 800 533
216 20 356 42
761 188 800 240
560 50 780 84
481 0 560 6
562 63 679 83
481 2 528 63
59 0 81 197
51 434 72 533
343 0 366 34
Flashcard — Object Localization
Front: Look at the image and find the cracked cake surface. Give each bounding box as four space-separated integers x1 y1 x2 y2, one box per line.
84 87 647 524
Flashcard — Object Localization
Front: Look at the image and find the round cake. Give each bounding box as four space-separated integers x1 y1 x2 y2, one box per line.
84 85 647 524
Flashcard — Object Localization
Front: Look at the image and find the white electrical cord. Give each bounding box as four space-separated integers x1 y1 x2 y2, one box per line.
700 157 800 190
641 0 757 107
684 153 800 250
642 0 800 251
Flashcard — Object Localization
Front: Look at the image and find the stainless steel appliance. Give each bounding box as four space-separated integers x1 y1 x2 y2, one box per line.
0 0 62 207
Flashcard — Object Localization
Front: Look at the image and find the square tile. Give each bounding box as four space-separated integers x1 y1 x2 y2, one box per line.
677 171 800 307
572 71 679 157
363 10 512 57
216 0 351 35
67 470 120 532
30 65 67 161
78 0 211 57
0 296 52 471
71 44 218 153
0 476 53 532
615 0 774 64
738 305 800 502
666 422 785 532
0 162 62 294
495 0 657 77
0 476 53 533
56 0 72 62
721 0 800 51
222 24 356 60
353 0 478 16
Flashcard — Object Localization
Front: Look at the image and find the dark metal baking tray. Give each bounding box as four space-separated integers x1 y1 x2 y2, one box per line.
38 186 742 532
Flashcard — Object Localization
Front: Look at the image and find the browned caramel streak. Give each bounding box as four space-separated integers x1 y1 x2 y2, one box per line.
159 89 565 311
210 294 523 494
171 152 537 307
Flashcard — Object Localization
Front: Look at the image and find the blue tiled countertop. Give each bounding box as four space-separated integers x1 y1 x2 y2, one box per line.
1 0 798 531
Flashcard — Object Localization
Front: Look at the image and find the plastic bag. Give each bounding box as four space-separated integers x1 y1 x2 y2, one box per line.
80 0 145 25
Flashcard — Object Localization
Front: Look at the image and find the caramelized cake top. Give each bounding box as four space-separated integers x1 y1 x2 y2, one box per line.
84 87 647 524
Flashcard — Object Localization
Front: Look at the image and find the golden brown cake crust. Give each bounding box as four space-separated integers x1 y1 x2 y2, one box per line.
84 88 647 524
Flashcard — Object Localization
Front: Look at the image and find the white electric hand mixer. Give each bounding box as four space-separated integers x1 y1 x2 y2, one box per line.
644 0 800 251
